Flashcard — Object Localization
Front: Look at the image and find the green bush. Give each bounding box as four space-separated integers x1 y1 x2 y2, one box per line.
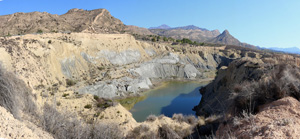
151 37 156 42
37 29 43 34
56 102 61 106
84 104 92 109
97 103 110 108
6 33 11 37
62 93 69 97
66 79 76 87
97 67 105 70
93 95 99 100
163 37 168 41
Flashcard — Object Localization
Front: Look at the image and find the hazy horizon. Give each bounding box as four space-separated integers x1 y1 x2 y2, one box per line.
1 0 299 48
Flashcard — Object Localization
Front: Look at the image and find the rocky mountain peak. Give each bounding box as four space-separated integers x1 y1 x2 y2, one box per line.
222 29 230 35
208 29 241 46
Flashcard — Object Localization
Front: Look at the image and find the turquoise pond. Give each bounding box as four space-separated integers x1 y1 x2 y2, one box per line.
129 81 209 122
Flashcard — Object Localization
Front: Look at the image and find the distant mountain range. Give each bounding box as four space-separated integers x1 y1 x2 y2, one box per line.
148 24 255 48
149 25 220 43
149 25 208 31
149 24 171 30
266 47 300 54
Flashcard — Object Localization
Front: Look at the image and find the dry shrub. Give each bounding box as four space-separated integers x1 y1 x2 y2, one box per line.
172 113 185 123
126 124 156 139
146 114 157 122
198 116 205 126
174 125 194 138
185 115 198 125
0 64 36 119
158 114 165 120
157 124 181 139
205 115 221 124
40 103 123 139
92 123 123 139
157 124 194 139
40 103 91 139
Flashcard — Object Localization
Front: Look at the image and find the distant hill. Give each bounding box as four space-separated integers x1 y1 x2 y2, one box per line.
149 25 220 42
172 25 209 31
208 30 240 45
207 30 256 48
267 47 300 54
0 8 125 36
149 24 171 30
149 24 209 31
124 25 154 35
149 26 256 47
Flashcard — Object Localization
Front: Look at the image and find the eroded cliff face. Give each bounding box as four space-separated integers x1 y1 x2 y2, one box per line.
0 33 233 101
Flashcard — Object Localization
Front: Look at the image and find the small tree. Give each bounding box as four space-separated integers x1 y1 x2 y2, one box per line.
151 37 156 42
163 37 168 42
37 29 43 34
157 36 161 41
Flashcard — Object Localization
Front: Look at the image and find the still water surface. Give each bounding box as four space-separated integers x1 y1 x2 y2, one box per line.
130 81 208 122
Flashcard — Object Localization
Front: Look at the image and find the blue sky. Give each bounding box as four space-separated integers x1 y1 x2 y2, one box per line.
0 0 299 48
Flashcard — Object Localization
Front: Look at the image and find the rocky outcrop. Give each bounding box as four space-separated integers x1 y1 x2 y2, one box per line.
79 77 152 98
131 53 203 79
97 49 141 65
